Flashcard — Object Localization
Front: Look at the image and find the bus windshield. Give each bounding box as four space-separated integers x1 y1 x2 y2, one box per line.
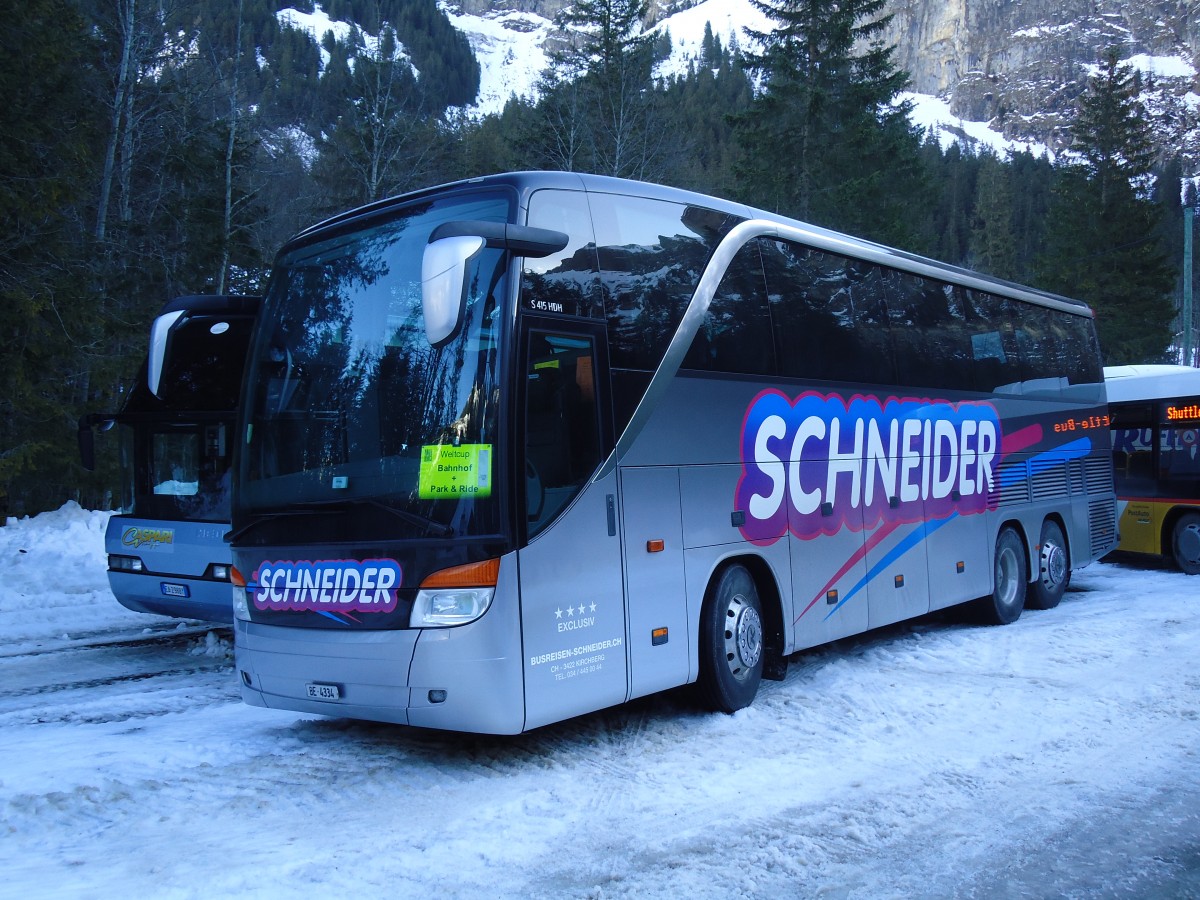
236 190 513 543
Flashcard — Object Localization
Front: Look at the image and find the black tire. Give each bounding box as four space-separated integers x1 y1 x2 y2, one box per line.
973 527 1027 625
1170 512 1200 575
1028 519 1069 610
697 564 764 713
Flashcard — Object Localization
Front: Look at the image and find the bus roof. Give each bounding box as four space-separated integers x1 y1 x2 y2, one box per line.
287 172 1092 318
1104 365 1200 403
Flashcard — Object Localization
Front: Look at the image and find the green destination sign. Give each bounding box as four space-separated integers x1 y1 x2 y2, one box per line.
419 443 493 499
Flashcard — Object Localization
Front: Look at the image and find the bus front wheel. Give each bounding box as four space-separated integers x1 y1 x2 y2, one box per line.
1170 513 1200 575
697 564 764 713
1028 520 1069 610
974 527 1027 625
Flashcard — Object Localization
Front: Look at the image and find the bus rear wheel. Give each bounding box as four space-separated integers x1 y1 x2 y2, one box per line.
697 564 764 713
1170 513 1200 575
1028 520 1069 610
973 527 1027 625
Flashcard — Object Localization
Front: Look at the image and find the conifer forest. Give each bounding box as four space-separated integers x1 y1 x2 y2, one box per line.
1 0 1194 514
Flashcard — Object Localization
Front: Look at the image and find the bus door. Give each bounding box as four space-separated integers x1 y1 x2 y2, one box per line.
517 322 628 730
1110 402 1159 555
619 465 689 701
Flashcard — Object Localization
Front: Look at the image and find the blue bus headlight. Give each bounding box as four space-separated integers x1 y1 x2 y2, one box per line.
410 588 494 628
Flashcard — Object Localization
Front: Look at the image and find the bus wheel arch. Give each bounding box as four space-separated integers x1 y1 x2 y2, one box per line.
736 554 788 681
971 523 1028 625
1165 510 1200 575
696 560 771 713
1028 516 1070 610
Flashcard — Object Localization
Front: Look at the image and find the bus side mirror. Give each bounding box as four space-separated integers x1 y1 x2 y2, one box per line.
77 414 115 472
421 234 486 346
422 221 568 346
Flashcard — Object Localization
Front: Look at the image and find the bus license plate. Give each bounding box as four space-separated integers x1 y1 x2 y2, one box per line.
160 582 190 598
306 682 341 701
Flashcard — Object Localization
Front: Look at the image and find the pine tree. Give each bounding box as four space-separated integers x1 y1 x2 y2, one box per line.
0 0 105 513
1009 151 1055 282
733 0 926 247
971 152 1019 280
1036 49 1176 364
314 26 443 210
535 0 670 179
655 48 754 197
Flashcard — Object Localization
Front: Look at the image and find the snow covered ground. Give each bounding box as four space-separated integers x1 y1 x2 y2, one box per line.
2 504 1199 897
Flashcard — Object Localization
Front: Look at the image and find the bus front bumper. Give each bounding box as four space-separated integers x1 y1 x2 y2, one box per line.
109 571 234 623
234 613 527 734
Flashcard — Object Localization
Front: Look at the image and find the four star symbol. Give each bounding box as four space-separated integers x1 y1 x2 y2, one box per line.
554 602 599 619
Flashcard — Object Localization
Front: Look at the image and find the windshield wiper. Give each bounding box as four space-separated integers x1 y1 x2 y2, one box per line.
224 507 327 543
300 498 455 538
227 498 454 543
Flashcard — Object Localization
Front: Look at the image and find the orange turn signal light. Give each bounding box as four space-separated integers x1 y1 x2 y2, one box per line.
420 557 501 589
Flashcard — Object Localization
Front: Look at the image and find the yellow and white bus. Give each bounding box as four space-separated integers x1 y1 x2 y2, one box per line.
1105 365 1200 574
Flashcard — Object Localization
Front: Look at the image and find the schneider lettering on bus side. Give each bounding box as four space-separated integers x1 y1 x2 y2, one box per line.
737 391 1000 545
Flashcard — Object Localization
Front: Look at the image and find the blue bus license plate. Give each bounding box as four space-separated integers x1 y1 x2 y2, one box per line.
160 582 190 598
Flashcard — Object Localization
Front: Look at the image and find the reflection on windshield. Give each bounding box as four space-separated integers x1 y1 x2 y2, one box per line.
239 191 512 541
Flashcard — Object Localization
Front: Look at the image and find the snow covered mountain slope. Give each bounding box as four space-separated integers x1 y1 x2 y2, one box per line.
440 0 1199 161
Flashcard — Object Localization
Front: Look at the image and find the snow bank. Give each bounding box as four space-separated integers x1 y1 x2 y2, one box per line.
0 503 155 650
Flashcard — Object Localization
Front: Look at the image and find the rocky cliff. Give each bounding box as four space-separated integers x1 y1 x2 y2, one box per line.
446 0 1199 162
879 0 1198 156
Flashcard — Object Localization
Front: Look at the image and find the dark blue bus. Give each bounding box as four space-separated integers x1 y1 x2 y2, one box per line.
82 294 258 622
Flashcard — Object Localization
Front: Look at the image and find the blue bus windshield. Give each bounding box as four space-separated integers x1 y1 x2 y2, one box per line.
236 190 513 542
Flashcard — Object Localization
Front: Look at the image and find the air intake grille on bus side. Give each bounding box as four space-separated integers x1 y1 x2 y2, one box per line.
1089 498 1117 557
1030 461 1069 502
1083 456 1114 495
990 460 1030 507
1069 459 1086 495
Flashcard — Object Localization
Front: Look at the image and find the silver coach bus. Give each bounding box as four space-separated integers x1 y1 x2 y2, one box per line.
229 172 1116 733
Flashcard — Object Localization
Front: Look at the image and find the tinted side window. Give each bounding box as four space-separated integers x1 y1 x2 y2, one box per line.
523 189 603 318
964 289 1024 392
1055 311 1103 385
682 241 775 375
524 331 602 536
763 241 895 385
1109 402 1154 491
590 193 737 371
1010 304 1056 382
885 270 969 391
1005 302 1101 387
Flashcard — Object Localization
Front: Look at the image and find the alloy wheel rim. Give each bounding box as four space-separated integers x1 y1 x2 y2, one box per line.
724 594 762 680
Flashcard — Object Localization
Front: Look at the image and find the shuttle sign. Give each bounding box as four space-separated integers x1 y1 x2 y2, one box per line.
736 390 1001 545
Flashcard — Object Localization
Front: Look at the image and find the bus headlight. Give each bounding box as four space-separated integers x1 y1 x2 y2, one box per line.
230 566 250 621
232 585 251 621
410 588 493 628
109 554 145 573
